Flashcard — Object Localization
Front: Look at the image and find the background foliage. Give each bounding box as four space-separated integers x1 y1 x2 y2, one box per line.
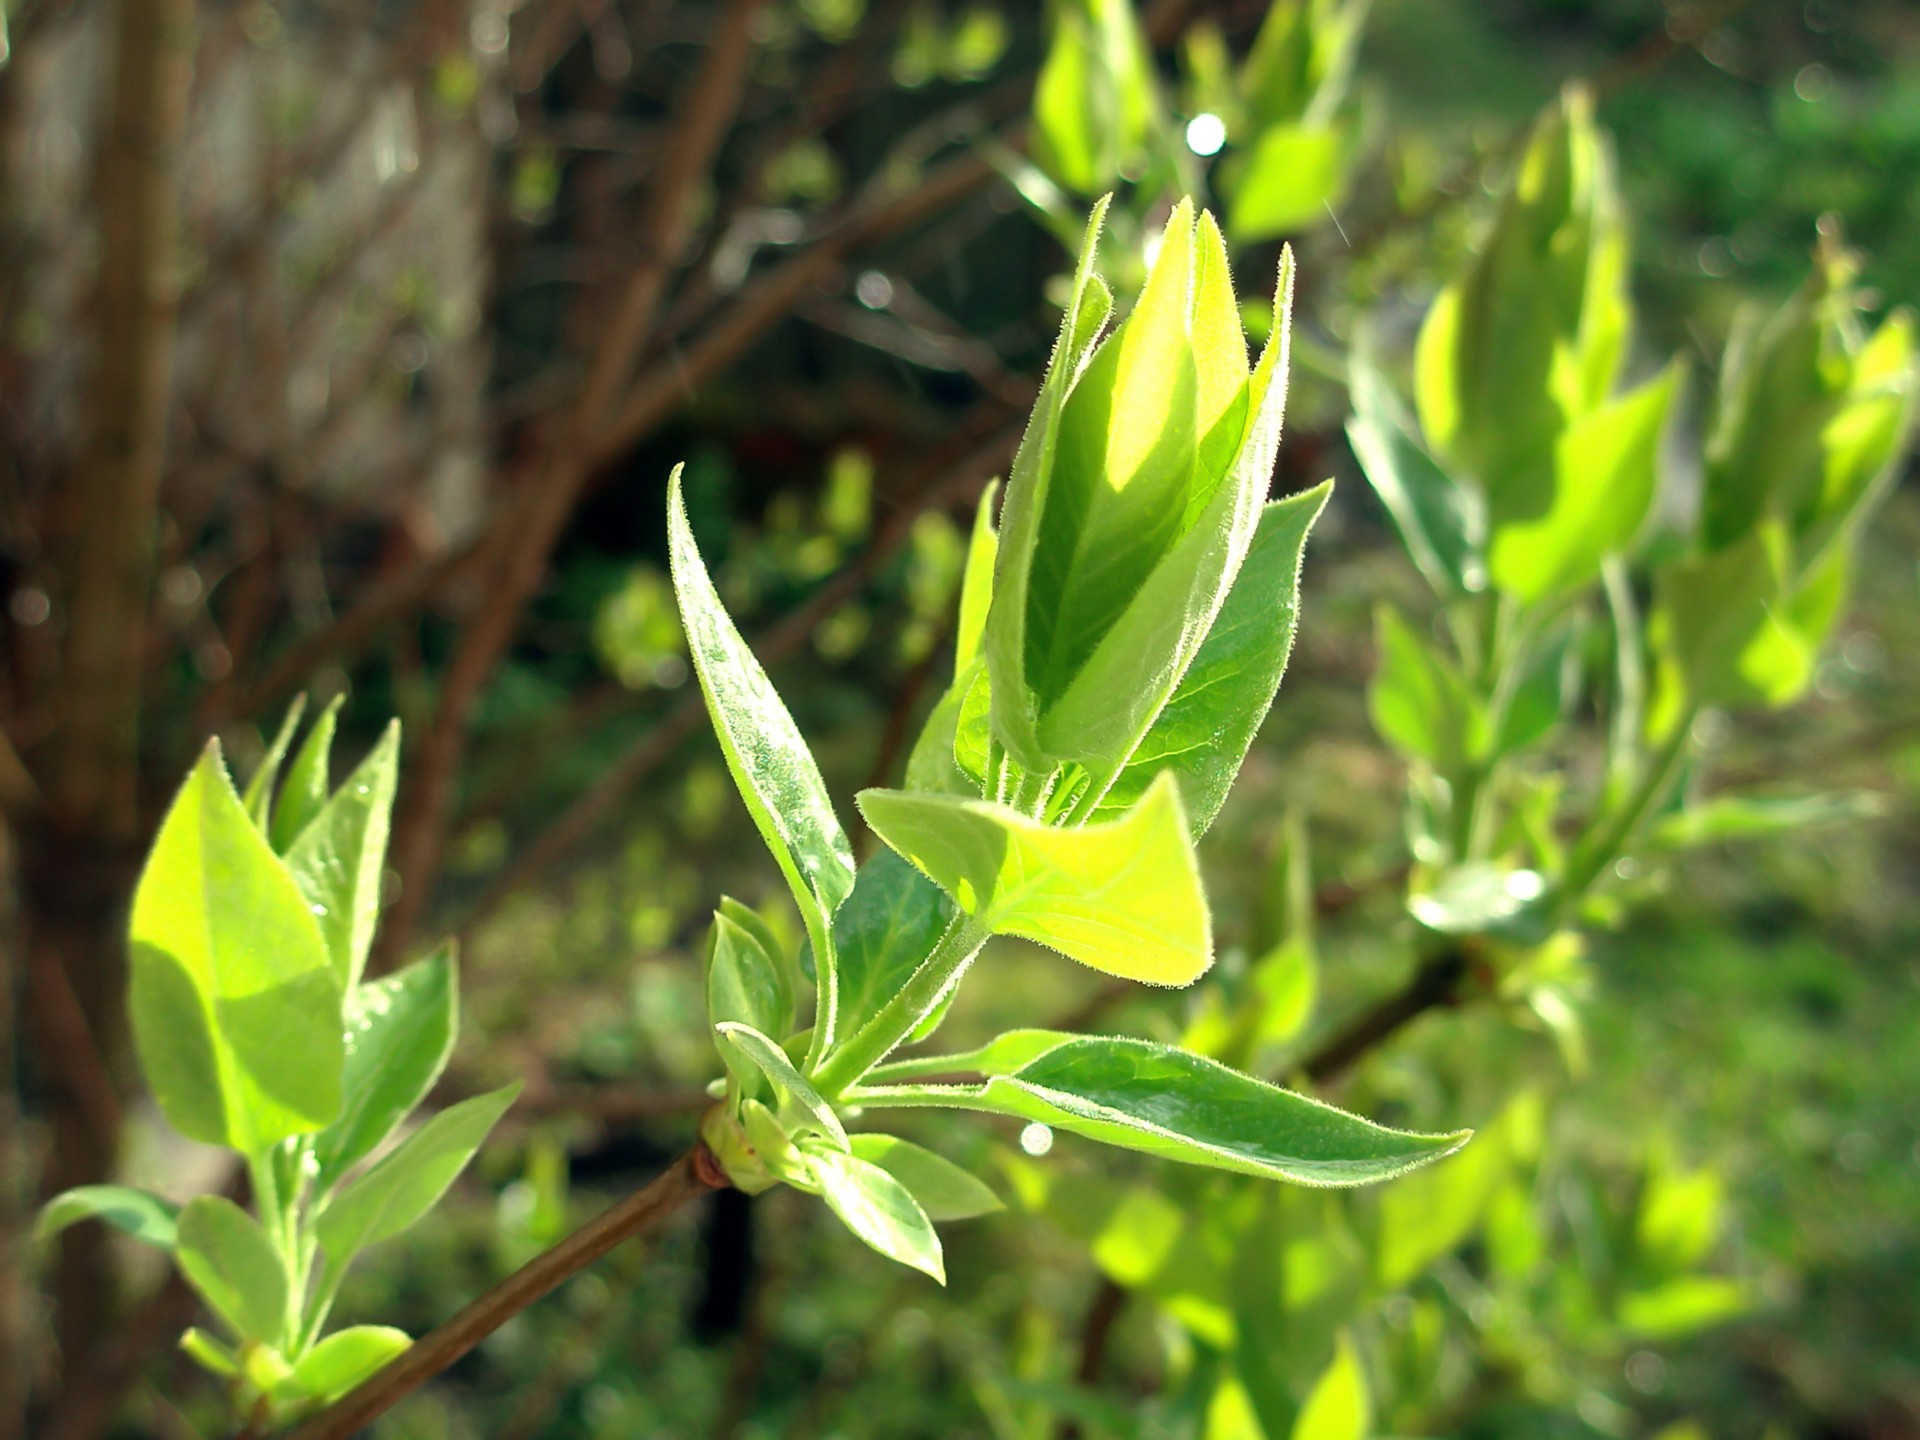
4 0 1920 1437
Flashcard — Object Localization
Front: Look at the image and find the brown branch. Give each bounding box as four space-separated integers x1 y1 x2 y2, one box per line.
1299 947 1472 1086
380 0 771 966
283 1148 723 1440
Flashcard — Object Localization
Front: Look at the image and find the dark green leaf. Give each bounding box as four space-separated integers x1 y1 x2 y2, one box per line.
822 850 955 1046
1347 349 1483 596
36 1185 180 1250
708 910 795 1053
316 1083 518 1266
312 946 459 1194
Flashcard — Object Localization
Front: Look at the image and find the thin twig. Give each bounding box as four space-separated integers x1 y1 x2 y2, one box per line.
284 1148 724 1440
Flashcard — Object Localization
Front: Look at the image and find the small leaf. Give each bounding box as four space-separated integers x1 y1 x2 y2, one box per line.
284 722 400 989
37 1185 180 1250
713 1022 848 1150
867 1029 1078 1084
1408 863 1548 938
1642 791 1882 852
821 850 955 1046
860 772 1212 986
1367 606 1478 770
903 671 978 797
176 1195 289 1346
317 1083 519 1267
180 1327 241 1379
808 1146 946 1283
954 480 999 678
1617 1276 1749 1340
243 696 308 830
1497 618 1582 757
1487 364 1678 603
312 946 459 1194
848 1134 1003 1221
932 1037 1469 1185
668 467 856 1037
289 1325 411 1407
1347 349 1483 596
1227 122 1350 243
1293 1333 1370 1440
270 695 342 853
707 910 795 1049
1091 486 1329 833
130 743 343 1152
1031 0 1156 196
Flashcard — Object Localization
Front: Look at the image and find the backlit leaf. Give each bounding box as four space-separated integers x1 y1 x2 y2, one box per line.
808 1146 946 1283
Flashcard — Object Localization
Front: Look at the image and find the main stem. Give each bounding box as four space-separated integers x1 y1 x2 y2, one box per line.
282 1148 721 1440
812 912 991 1099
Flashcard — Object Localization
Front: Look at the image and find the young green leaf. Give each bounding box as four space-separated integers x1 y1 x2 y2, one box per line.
36 1185 180 1251
270 694 342 853
1487 364 1678 603
859 772 1212 986
867 1037 1469 1186
130 743 344 1152
243 696 308 830
284 721 399 989
1653 523 1830 708
807 1146 946 1283
820 850 956 1046
1367 606 1479 771
848 1135 1003 1221
316 1082 519 1267
1642 791 1881 852
1347 347 1484 597
1090 485 1330 833
1497 617 1583 757
312 945 459 1193
1030 0 1156 197
903 668 978 797
1227 122 1350 243
1293 1333 1371 1440
175 1195 290 1346
954 479 999 679
288 1325 411 1408
713 1021 848 1150
865 1029 1078 1084
707 909 795 1048
667 467 856 1043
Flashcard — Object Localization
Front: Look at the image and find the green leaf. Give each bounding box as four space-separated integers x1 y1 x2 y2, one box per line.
904 670 978 797
877 1037 1469 1185
312 946 459 1194
1292 1333 1370 1440
707 910 795 1053
1367 607 1478 771
1487 364 1678 603
284 722 399 990
175 1195 289 1345
270 695 342 853
180 1327 241 1379
1617 1276 1748 1340
1091 486 1329 833
807 1146 946 1283
821 850 956 1045
130 743 344 1151
1347 348 1484 597
712 1022 847 1150
37 1185 180 1250
847 1135 1003 1221
1031 0 1155 196
667 467 856 1041
1497 618 1582 757
954 480 999 679
859 772 1212 986
1642 791 1882 852
954 663 993 787
243 696 308 830
288 1325 411 1407
316 1083 518 1267
1227 122 1349 243
1653 523 1826 708
867 1029 1078 1084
